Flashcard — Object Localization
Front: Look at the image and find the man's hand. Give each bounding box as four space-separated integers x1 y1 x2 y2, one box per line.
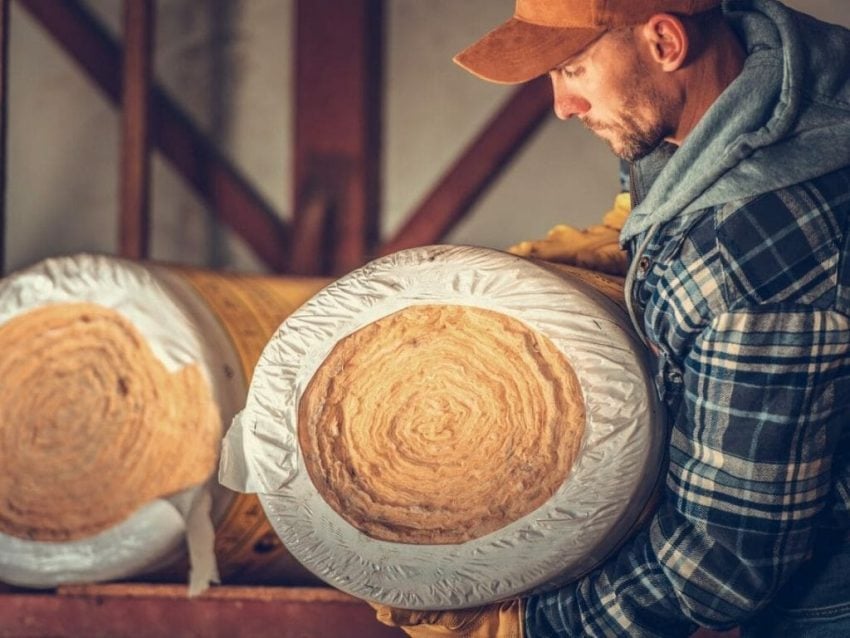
370 599 525 638
508 193 631 277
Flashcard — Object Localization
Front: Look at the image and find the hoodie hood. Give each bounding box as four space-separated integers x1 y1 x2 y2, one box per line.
621 0 850 242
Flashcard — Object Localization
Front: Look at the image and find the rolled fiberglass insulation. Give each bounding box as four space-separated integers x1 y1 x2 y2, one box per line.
0 254 328 590
220 245 664 610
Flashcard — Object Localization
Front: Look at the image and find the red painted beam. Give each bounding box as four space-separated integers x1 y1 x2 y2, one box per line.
18 0 290 271
379 76 553 256
0 580 740 638
118 0 154 260
0 583 740 638
293 0 382 276
0 584 404 638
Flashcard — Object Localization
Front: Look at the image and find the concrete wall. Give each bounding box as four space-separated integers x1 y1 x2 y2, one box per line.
4 0 848 273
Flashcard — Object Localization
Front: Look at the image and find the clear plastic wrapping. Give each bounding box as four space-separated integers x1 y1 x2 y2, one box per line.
221 246 664 609
0 254 244 590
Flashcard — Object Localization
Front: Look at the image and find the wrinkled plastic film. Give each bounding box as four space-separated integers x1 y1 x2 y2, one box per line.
0 255 244 589
220 245 663 609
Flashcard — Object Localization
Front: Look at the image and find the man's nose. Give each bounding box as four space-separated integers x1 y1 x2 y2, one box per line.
549 74 591 120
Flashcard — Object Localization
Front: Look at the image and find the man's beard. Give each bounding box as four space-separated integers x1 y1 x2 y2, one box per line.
582 111 666 161
581 74 672 161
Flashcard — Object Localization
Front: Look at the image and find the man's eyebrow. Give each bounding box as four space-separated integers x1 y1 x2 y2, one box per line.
553 55 581 71
552 47 590 73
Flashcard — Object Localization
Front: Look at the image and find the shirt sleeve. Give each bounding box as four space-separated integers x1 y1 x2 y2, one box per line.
524 303 850 637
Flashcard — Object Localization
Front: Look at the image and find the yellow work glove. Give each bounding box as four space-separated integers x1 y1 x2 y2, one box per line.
508 193 631 277
371 599 525 638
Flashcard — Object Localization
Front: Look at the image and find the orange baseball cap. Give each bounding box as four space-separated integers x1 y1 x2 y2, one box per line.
454 0 722 84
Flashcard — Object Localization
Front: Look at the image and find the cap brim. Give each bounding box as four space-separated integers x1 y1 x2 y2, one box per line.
454 18 605 85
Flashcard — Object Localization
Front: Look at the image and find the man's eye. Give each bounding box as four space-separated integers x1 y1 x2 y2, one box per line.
559 67 578 79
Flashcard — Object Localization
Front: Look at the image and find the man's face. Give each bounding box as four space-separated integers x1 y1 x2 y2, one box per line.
548 29 676 161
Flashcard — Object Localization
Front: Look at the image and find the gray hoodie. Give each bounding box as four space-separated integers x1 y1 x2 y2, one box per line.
620 0 850 243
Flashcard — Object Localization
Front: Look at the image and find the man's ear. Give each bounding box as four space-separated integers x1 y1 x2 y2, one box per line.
640 14 688 72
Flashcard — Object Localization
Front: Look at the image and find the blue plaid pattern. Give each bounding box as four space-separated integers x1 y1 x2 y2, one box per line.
525 165 850 636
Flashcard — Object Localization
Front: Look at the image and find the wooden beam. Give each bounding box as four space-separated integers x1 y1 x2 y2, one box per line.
18 0 290 271
0 582 739 638
0 584 404 637
288 190 332 275
293 0 382 276
119 0 154 260
379 76 553 256
0 0 8 274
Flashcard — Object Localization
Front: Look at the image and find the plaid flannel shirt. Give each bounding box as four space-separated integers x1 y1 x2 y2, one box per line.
525 164 850 636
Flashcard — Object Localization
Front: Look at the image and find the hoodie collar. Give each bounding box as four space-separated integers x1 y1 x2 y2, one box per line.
621 0 850 242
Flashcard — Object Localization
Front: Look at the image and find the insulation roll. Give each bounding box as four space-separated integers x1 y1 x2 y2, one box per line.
220 245 664 610
174 267 329 586
0 254 329 589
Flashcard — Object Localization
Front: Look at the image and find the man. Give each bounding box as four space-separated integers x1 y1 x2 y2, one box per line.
374 0 850 636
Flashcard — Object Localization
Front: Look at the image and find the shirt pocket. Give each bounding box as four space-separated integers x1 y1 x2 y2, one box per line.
651 350 685 417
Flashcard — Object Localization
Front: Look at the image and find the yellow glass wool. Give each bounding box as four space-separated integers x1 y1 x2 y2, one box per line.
0 303 220 541
298 304 586 545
